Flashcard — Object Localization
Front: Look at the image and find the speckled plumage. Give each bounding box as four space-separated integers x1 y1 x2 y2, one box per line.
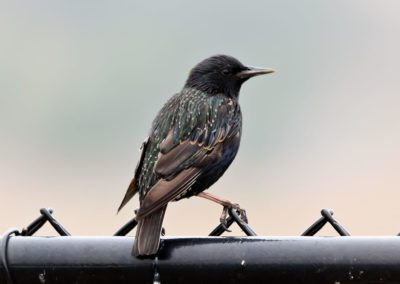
118 55 273 256
139 88 241 201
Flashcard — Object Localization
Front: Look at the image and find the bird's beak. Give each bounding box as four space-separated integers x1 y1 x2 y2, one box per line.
236 66 275 79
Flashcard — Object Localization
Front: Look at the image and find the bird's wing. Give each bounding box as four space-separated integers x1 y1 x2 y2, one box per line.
136 97 239 219
117 138 150 212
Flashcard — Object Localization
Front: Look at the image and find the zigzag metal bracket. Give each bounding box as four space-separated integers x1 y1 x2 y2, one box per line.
20 208 71 237
302 209 350 236
9 207 350 238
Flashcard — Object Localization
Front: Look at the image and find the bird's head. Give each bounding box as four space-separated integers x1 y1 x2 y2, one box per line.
185 55 274 98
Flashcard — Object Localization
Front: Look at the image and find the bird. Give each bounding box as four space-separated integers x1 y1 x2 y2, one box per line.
118 55 274 256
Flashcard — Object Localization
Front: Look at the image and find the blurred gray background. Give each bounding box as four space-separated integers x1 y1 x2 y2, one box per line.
1 1 400 236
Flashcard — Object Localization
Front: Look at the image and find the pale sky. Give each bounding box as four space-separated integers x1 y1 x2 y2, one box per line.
1 1 400 237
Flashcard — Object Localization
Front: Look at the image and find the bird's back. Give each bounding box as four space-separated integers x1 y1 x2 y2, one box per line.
136 87 242 202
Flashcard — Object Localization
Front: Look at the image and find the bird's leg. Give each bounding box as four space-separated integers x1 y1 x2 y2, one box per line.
196 192 248 228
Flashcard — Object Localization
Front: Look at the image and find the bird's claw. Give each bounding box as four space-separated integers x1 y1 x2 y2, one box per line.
231 203 248 224
219 206 231 232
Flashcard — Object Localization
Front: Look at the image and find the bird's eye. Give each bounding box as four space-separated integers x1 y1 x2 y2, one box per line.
222 69 231 75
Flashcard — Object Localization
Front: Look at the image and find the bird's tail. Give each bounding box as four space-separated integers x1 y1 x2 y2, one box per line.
133 205 167 256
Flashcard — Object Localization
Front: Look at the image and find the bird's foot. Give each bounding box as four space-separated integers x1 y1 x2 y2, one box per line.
219 203 248 232
196 192 249 229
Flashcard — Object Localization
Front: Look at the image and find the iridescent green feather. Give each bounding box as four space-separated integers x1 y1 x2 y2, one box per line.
137 87 240 201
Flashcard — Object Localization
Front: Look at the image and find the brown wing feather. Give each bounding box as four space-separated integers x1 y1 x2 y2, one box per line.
135 97 236 219
156 140 207 178
136 141 224 219
136 168 202 219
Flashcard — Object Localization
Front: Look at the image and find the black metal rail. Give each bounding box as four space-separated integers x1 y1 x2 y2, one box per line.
2 208 399 283
2 236 400 283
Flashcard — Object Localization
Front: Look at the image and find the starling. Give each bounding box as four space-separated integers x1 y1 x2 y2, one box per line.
118 55 274 256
